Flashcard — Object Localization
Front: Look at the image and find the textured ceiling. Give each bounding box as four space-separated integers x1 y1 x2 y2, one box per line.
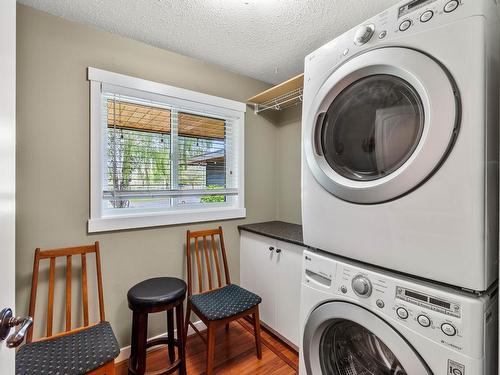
18 0 400 84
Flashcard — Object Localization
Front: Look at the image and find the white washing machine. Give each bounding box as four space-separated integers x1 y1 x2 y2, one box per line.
301 0 500 291
299 249 498 375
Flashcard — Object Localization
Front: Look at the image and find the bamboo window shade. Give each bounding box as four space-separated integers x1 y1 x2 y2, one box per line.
107 100 225 139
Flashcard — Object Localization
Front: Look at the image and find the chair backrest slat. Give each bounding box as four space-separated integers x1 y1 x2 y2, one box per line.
95 242 106 322
46 257 56 337
202 236 213 291
219 229 231 285
211 234 222 288
27 242 105 343
186 226 230 296
81 253 89 327
194 239 203 294
65 255 72 332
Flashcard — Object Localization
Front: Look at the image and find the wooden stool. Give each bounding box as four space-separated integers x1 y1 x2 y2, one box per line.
127 277 187 375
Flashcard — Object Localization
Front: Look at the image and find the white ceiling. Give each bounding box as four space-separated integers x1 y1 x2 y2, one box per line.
18 0 400 84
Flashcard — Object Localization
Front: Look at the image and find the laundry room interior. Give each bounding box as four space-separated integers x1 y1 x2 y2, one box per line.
1 0 499 374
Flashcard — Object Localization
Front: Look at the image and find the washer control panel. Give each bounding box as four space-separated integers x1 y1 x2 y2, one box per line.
334 263 465 352
303 250 492 359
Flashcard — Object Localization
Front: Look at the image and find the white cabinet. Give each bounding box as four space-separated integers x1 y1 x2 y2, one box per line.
240 230 304 347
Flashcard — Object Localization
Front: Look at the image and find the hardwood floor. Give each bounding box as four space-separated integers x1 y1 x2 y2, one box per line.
116 319 298 375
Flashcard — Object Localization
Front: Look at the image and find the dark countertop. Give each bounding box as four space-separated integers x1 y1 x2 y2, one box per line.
238 221 304 247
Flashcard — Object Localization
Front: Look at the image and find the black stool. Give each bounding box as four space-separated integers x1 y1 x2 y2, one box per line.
127 277 187 375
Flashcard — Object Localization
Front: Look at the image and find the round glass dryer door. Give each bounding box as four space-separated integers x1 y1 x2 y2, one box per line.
303 47 459 204
303 302 431 375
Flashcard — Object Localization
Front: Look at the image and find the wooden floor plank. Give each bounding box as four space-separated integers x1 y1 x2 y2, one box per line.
115 319 298 375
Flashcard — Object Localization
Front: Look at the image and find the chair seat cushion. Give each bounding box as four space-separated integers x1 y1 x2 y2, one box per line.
16 321 119 375
128 277 187 310
190 284 262 321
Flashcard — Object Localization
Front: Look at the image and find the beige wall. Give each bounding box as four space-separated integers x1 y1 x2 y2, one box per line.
276 106 302 224
16 5 280 347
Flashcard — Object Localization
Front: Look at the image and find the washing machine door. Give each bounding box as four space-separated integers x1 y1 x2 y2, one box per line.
304 47 459 204
303 301 431 375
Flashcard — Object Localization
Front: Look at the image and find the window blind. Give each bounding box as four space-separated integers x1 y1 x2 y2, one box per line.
102 91 240 211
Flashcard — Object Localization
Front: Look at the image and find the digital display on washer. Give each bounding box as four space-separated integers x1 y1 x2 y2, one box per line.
429 297 451 309
399 0 436 18
396 287 460 318
405 290 428 302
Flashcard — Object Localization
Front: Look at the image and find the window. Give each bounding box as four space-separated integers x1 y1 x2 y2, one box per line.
88 68 245 232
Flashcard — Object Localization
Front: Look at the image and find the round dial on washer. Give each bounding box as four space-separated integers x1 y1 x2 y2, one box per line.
396 307 409 319
354 24 375 45
417 315 431 327
441 323 457 336
444 0 459 13
351 275 372 297
420 10 433 23
399 19 412 31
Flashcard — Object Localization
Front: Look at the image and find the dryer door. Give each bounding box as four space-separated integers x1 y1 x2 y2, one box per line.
303 301 431 375
303 47 459 204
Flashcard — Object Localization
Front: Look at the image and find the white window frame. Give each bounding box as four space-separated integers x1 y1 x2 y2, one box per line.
88 67 246 232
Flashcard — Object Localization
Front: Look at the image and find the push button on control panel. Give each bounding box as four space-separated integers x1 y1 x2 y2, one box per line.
444 0 459 13
420 10 433 23
441 323 457 336
399 20 412 32
417 315 431 327
396 307 409 319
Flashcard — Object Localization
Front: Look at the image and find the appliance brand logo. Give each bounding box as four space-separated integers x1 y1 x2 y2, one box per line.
447 359 465 375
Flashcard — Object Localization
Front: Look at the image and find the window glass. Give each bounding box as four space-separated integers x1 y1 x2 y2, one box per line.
104 95 236 213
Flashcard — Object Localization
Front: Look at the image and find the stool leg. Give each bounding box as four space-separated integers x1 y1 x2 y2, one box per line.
176 303 187 375
166 309 175 363
129 311 148 375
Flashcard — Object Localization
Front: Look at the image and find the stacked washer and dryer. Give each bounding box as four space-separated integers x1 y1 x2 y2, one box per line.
299 0 500 374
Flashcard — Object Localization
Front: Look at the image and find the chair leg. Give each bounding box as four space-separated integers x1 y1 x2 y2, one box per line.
105 361 116 375
184 303 191 342
252 307 262 360
87 361 115 375
166 309 175 362
206 323 217 375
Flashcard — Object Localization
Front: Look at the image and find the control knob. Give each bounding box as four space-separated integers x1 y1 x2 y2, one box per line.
354 24 375 45
351 275 372 297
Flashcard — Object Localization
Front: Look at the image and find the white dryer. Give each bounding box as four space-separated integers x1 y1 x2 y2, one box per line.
299 249 498 375
301 0 500 291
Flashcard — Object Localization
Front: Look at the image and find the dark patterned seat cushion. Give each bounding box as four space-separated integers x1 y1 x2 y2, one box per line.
16 321 119 375
190 284 261 321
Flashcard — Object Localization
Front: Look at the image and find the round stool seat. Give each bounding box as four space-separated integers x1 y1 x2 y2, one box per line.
128 277 187 310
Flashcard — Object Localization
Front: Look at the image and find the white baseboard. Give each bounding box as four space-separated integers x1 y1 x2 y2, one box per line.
115 320 207 364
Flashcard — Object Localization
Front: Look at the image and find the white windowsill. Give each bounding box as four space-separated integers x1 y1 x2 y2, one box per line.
88 207 246 233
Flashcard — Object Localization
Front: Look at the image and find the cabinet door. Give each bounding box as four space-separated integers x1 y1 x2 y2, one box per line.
240 231 277 328
275 240 304 346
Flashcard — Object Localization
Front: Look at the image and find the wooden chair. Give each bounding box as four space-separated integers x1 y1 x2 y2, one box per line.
184 226 262 375
16 242 119 375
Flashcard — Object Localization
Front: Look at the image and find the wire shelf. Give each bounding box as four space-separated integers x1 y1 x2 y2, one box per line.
247 74 304 114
